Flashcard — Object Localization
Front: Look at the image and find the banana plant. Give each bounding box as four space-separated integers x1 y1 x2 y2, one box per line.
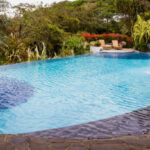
133 15 150 51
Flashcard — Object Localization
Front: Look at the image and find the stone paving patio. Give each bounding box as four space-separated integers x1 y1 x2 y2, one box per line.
0 134 150 150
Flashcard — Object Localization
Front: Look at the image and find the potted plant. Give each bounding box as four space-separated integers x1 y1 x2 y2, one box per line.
90 41 102 53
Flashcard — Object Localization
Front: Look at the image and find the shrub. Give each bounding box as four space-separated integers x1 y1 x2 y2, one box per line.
94 41 101 46
3 34 27 63
64 35 85 55
60 48 73 57
84 41 90 51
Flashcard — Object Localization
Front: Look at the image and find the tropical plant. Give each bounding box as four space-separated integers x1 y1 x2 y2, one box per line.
60 48 73 57
133 15 150 51
3 34 27 63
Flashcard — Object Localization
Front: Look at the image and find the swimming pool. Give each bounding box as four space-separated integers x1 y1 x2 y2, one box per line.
0 52 150 134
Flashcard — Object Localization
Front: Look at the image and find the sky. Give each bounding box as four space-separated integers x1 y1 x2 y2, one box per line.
8 0 71 6
5 0 73 16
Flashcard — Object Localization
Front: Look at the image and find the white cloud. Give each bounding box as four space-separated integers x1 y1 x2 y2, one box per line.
5 0 74 17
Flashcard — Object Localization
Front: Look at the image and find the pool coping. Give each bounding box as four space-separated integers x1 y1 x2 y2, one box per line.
22 105 150 139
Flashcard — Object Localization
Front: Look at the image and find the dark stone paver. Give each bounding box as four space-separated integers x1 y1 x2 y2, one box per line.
24 106 150 139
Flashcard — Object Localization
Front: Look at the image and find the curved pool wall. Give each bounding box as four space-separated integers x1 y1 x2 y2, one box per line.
0 52 150 134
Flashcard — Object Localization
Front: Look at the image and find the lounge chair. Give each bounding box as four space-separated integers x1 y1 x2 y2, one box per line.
99 40 112 50
112 40 123 50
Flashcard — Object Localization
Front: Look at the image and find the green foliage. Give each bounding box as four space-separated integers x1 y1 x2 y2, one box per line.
3 34 27 63
64 35 85 55
68 0 86 7
60 48 73 57
0 0 150 65
60 17 80 33
84 41 90 52
95 41 101 46
13 5 66 58
90 41 97 46
133 15 150 51
114 0 150 35
26 23 65 57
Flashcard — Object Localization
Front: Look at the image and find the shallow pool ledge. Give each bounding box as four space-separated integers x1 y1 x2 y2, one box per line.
23 106 150 139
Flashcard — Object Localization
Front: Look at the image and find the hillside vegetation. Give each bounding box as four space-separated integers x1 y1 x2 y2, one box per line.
0 0 150 64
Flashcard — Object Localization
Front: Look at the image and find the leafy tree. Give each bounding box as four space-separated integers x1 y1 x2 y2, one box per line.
114 0 150 35
0 0 9 63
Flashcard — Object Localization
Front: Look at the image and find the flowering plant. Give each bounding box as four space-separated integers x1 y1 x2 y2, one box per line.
81 33 133 48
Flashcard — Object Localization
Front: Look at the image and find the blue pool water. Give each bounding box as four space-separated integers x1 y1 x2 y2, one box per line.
0 52 150 134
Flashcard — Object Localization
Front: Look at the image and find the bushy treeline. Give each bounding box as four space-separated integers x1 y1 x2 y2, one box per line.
0 0 150 64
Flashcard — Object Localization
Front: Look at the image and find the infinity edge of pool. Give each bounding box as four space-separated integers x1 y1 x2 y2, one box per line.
0 51 150 138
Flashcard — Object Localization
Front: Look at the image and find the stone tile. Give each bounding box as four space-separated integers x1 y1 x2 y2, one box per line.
47 138 66 143
0 135 5 143
67 143 87 150
29 138 49 150
90 143 140 150
49 143 70 150
9 136 29 150
122 136 150 148
0 143 15 150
